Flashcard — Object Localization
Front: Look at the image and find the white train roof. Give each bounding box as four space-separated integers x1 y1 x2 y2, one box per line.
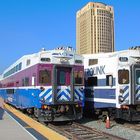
83 49 140 65
83 49 140 69
83 49 140 59
2 47 83 79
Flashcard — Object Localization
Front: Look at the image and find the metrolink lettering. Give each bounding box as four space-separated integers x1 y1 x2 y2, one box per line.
85 65 105 76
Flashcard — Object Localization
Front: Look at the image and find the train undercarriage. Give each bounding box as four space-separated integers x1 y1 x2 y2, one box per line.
26 104 83 122
84 105 140 122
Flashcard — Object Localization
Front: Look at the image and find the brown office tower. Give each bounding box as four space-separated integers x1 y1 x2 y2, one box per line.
76 2 114 54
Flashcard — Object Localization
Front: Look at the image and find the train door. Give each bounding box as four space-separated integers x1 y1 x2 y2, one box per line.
85 77 95 99
84 77 95 111
54 66 73 103
131 65 140 104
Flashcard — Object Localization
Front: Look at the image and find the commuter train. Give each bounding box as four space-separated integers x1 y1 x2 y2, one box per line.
0 47 84 122
83 48 140 121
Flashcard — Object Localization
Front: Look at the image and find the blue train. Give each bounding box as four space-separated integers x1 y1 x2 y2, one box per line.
0 47 84 122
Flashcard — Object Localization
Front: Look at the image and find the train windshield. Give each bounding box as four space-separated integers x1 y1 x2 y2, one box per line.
136 70 140 85
74 71 83 85
39 69 51 85
57 68 71 86
118 69 129 84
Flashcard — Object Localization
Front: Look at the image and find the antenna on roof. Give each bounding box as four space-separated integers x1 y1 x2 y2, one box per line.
41 48 46 52
129 46 140 50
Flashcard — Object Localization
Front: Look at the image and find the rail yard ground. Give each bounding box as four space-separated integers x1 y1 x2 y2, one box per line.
79 117 140 140
3 103 140 140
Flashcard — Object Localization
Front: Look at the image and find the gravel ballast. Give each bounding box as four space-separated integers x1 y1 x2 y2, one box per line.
80 118 140 140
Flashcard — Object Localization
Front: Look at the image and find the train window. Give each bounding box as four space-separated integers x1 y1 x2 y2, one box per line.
3 63 23 78
87 77 98 86
59 71 65 85
75 60 83 64
118 70 129 84
22 77 29 86
19 63 22 70
16 65 18 72
74 71 83 85
41 58 51 62
39 70 51 84
24 77 29 86
22 79 25 86
136 70 140 85
26 59 31 66
106 75 113 86
89 59 98 66
6 89 14 94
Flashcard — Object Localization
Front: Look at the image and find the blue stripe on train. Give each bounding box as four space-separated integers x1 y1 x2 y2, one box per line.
123 86 129 92
0 87 84 109
136 86 140 95
41 88 52 98
136 94 140 100
74 89 83 99
85 101 116 109
122 86 129 101
94 102 116 108
123 93 129 100
86 89 116 99
98 78 116 86
57 91 71 101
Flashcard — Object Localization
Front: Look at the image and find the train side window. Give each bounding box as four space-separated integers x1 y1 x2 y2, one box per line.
6 89 14 94
87 77 98 86
22 79 25 86
22 77 29 86
19 63 22 70
106 75 113 86
26 59 31 66
89 59 98 66
16 65 18 72
24 77 29 86
118 70 129 84
39 70 51 84
74 71 83 85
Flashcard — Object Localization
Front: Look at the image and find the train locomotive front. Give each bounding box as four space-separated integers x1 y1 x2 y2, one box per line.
0 47 84 122
36 64 84 122
83 48 140 121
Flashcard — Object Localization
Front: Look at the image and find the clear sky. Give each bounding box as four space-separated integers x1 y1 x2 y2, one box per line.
0 0 140 74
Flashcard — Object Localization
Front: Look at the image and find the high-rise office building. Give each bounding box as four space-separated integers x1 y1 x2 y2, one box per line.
76 2 114 54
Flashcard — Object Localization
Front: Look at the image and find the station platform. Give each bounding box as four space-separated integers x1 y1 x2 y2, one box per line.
0 104 67 140
0 111 36 140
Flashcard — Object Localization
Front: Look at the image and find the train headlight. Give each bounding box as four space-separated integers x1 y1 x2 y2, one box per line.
41 105 48 109
119 95 124 102
76 104 79 108
40 86 45 91
120 89 124 94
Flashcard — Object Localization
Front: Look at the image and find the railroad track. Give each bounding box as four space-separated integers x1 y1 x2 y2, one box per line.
48 122 125 140
123 123 140 131
5 104 126 140
112 119 140 131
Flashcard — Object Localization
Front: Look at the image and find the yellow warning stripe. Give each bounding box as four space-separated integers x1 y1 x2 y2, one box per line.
5 104 67 140
24 126 31 128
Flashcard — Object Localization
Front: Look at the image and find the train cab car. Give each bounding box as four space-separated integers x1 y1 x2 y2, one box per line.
0 47 84 122
83 47 140 121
